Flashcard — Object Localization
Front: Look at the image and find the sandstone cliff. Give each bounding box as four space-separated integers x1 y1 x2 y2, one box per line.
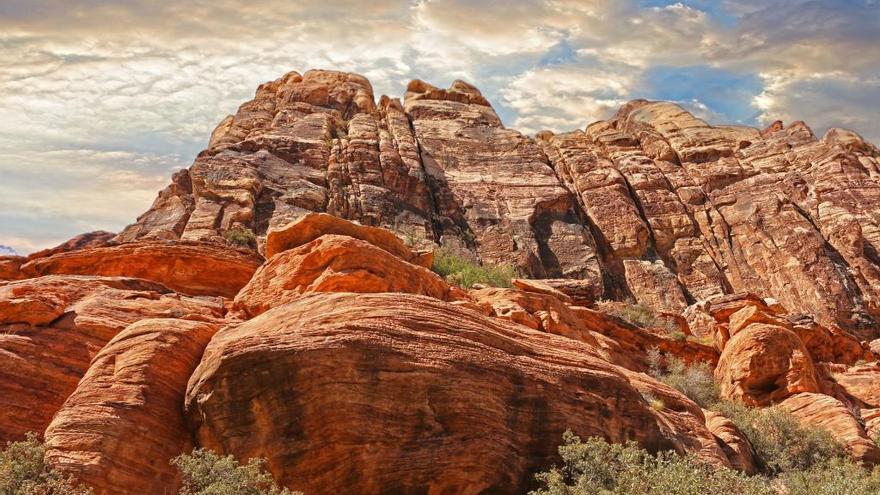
3 69 880 494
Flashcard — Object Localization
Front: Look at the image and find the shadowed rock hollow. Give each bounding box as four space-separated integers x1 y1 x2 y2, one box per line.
4 69 880 494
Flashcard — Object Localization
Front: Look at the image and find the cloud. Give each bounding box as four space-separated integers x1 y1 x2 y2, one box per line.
0 0 878 253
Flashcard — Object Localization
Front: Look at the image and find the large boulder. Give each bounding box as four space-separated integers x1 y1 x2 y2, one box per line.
233 234 456 318
265 212 430 266
715 323 819 406
45 319 219 495
186 292 729 495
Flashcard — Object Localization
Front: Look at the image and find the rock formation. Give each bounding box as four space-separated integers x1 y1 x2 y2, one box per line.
3 69 880 494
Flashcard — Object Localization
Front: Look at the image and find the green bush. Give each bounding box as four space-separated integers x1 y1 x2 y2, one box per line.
714 401 844 475
783 458 880 495
431 246 518 289
647 349 720 408
223 227 257 248
531 431 878 495
530 431 773 495
0 433 93 494
172 449 300 495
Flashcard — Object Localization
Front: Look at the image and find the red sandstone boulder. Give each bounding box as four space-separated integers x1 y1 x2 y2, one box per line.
0 256 26 281
20 241 263 298
45 318 219 495
0 276 224 443
234 234 456 318
704 410 758 474
186 293 730 495
265 212 430 267
715 323 820 406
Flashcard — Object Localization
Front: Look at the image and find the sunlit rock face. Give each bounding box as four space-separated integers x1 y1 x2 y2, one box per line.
121 70 880 337
4 70 880 494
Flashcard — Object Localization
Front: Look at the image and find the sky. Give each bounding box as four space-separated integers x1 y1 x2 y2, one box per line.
1 0 878 254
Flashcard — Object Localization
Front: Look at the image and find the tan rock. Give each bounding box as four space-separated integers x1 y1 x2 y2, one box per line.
45 319 219 495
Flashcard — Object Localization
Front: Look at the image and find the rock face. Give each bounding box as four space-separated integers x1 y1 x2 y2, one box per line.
45 319 219 495
0 276 224 443
5 70 880 493
120 71 880 340
186 292 726 495
233 234 455 318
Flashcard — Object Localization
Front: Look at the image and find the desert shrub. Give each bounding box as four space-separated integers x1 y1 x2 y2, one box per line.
782 458 880 495
529 431 773 495
172 449 300 495
647 350 720 408
596 300 679 333
714 401 844 475
0 432 93 494
431 246 518 289
223 227 257 248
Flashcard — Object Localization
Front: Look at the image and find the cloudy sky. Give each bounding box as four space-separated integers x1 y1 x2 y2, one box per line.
1 0 878 254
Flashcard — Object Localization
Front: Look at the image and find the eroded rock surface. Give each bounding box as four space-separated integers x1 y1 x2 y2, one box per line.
20 241 262 298
0 276 224 443
45 319 219 495
187 292 728 495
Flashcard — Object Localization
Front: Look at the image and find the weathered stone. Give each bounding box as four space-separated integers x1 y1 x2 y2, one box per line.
265 212 428 266
704 410 757 474
234 234 455 318
715 323 820 406
20 241 263 298
0 276 224 443
186 292 729 495
781 392 880 465
45 319 219 495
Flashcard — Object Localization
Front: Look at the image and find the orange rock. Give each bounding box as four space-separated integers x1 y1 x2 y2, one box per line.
833 364 880 408
0 276 224 443
781 392 880 465
470 288 717 373
45 319 219 495
704 410 758 474
187 292 729 495
234 235 455 318
0 256 26 281
716 323 819 406
265 212 430 267
20 240 263 297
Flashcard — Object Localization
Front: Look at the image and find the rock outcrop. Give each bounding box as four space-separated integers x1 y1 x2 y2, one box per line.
45 319 220 495
0 276 224 443
20 241 263 297
4 69 880 493
186 292 726 495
